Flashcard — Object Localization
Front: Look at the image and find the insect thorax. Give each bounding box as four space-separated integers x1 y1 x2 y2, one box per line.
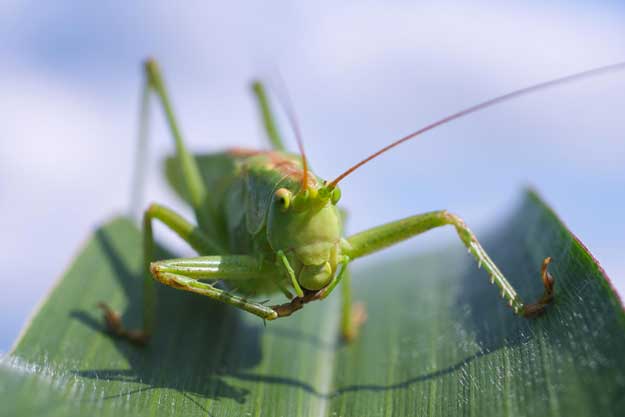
218 150 343 295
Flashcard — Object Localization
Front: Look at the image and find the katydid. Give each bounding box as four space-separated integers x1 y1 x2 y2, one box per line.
100 59 625 345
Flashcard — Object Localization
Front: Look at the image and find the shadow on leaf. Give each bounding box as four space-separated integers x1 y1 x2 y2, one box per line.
71 227 262 404
71 213 549 406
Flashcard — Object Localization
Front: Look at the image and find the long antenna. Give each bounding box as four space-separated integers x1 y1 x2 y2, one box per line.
328 61 625 188
274 73 309 192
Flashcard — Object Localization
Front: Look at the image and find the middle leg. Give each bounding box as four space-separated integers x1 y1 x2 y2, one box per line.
343 210 555 316
338 266 367 341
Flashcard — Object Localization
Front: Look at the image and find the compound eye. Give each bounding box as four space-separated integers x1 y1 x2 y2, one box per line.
330 187 341 205
275 188 292 211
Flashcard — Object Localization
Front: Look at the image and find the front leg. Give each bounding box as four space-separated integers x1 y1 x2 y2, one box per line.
276 250 304 298
149 256 279 320
102 252 281 344
100 202 231 345
343 210 555 316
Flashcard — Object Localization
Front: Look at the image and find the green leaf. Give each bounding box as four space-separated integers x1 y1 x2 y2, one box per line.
3 190 625 416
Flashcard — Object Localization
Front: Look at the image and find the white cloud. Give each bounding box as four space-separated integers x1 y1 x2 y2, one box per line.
290 2 625 169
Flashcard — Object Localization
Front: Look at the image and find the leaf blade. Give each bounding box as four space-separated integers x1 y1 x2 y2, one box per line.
4 190 625 416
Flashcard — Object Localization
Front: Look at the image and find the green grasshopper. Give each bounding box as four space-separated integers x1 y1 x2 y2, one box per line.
100 59 625 345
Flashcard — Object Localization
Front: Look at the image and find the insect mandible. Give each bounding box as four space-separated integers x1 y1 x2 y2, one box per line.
99 59 625 344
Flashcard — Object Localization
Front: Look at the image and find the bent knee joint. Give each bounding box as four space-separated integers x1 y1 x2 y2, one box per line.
149 261 168 283
441 211 475 245
441 210 462 225
145 203 160 218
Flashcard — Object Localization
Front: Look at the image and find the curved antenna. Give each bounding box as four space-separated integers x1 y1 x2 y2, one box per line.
274 73 309 192
328 61 625 189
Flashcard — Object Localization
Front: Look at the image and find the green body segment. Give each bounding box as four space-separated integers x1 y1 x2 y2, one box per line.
168 149 345 295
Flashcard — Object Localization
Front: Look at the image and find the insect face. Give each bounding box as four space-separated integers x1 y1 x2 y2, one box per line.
267 183 343 290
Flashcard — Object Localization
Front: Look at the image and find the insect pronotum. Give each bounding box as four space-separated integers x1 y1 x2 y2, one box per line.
99 59 625 344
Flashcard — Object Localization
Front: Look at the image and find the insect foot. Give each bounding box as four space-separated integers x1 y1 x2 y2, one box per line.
271 289 325 318
98 302 150 345
522 257 556 318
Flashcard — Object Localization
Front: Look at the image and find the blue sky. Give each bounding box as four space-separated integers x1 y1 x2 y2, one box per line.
1 1 624 351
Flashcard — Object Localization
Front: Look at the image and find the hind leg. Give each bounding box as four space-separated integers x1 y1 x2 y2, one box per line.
132 59 223 243
251 81 286 151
